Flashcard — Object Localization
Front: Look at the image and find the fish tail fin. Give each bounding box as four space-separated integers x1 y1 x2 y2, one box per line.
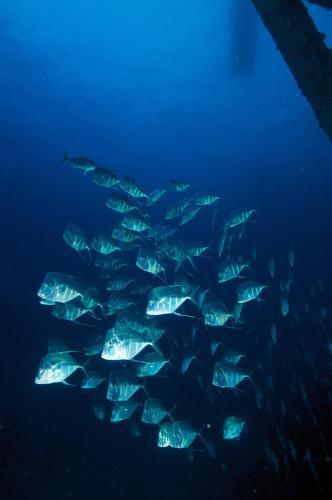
81 358 92 377
198 430 216 459
142 380 149 397
60 149 68 163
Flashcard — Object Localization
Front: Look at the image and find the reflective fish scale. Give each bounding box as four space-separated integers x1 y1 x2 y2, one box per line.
120 176 149 199
92 167 119 187
106 370 145 401
112 226 143 243
141 399 170 425
237 280 266 303
37 272 85 304
223 416 245 440
81 371 105 389
90 232 120 255
63 222 89 252
81 286 101 309
218 260 249 283
51 302 91 322
34 352 82 385
213 362 249 388
169 179 191 192
146 284 193 315
202 298 233 327
101 327 154 360
195 193 221 206
106 274 133 291
136 248 166 279
147 189 167 205
158 421 197 449
180 206 201 226
225 209 255 229
185 243 209 257
135 352 167 377
121 214 151 233
105 192 138 213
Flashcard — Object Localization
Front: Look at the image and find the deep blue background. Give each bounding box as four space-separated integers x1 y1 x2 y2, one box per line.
1 1 332 499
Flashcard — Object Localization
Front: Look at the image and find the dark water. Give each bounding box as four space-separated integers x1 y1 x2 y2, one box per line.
1 1 332 499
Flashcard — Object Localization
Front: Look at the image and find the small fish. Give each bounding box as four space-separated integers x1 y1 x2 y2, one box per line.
90 232 120 255
280 295 289 317
224 209 255 230
268 257 275 278
81 371 105 389
223 416 245 440
92 403 106 421
237 280 267 304
169 179 191 192
288 249 295 268
105 192 139 214
141 399 174 425
63 222 90 263
135 351 168 377
120 176 149 199
181 349 198 375
60 150 97 172
147 188 167 205
37 272 87 304
106 370 147 401
136 248 166 281
146 284 198 316
34 352 86 385
213 362 251 389
101 326 162 361
110 400 141 422
179 206 201 226
218 259 250 283
92 167 119 187
121 214 151 233
195 193 221 206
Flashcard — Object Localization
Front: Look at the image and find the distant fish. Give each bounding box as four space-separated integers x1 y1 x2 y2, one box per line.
169 179 191 192
60 150 97 173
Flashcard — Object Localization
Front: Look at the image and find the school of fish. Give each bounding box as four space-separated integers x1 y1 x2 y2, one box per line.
35 151 331 475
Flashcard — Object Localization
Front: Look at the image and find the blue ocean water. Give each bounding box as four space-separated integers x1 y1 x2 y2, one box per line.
1 1 332 499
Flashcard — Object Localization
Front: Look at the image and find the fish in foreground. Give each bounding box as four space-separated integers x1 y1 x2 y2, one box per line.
213 362 251 389
106 370 148 401
223 416 245 440
101 327 162 361
218 259 251 283
141 399 175 425
136 248 166 281
120 176 149 199
237 280 267 304
93 167 119 187
146 284 198 316
60 150 98 172
158 421 215 457
37 272 87 304
35 352 86 385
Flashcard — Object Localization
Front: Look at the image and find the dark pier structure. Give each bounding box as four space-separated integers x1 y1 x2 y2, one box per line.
251 0 332 143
